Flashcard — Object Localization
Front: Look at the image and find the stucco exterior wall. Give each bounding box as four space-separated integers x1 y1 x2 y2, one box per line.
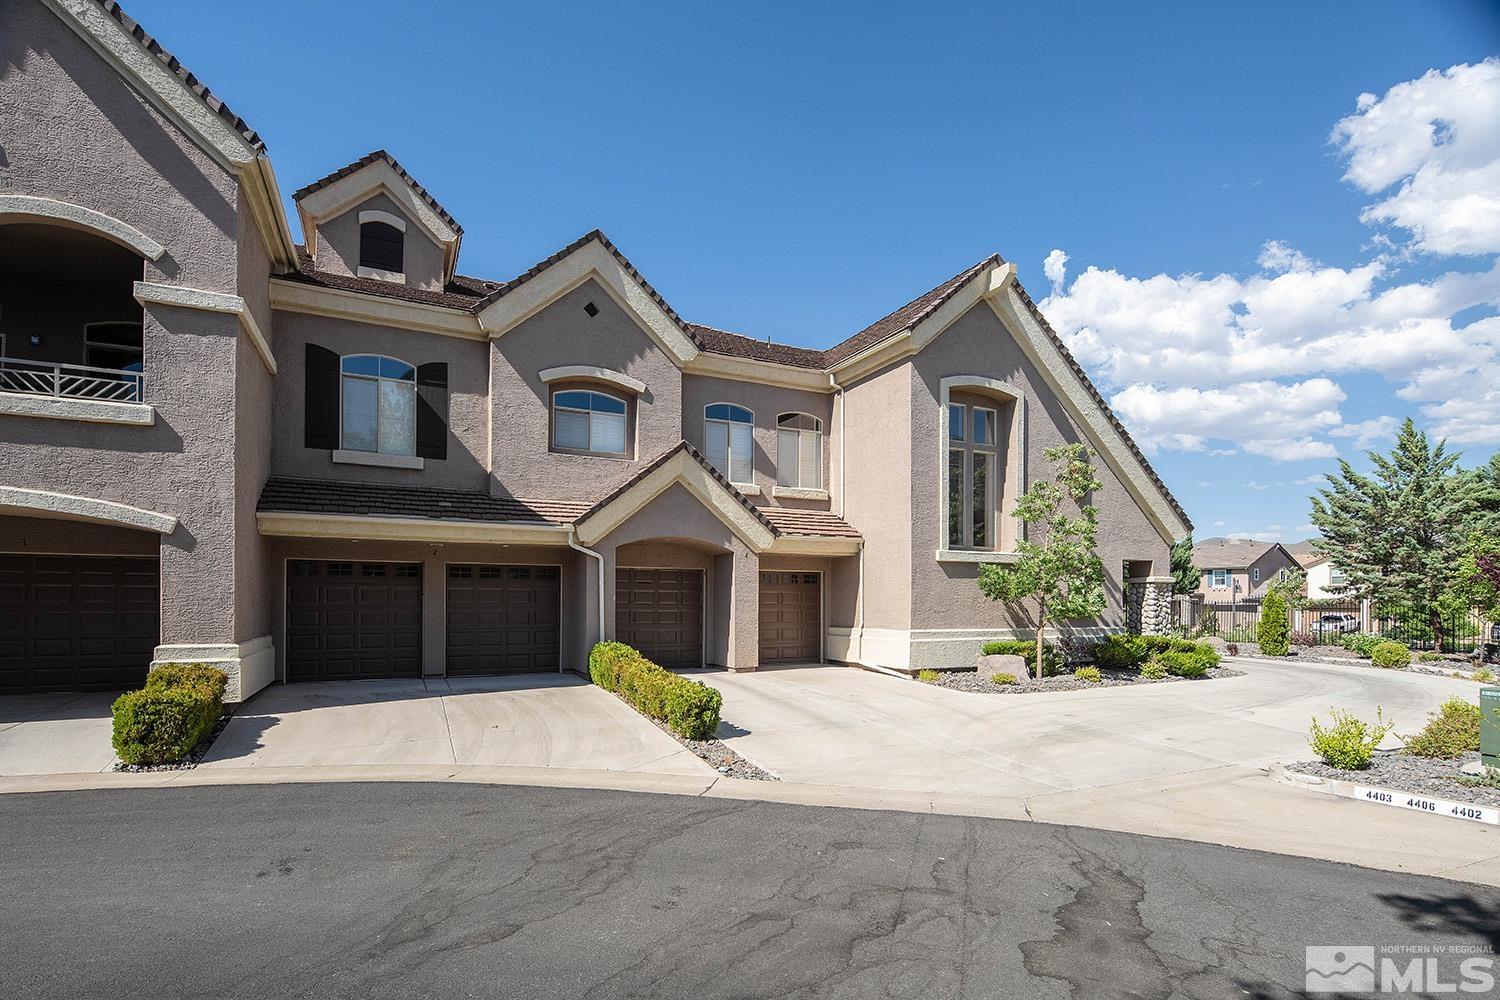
906 303 1169 649
312 191 446 292
489 279 683 503
0 514 160 555
269 311 491 490
680 374 834 506
1 0 240 292
838 360 912 631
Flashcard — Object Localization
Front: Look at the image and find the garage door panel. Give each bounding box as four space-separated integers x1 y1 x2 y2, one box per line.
445 565 561 676
615 568 704 669
759 572 821 664
286 561 423 681
0 555 159 693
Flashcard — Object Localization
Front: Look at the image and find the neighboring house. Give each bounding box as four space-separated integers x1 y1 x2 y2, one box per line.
1300 555 1351 601
1192 539 1300 600
0 0 1191 699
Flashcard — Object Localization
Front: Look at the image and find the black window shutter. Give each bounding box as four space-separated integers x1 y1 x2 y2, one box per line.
305 343 340 449
360 222 404 273
416 362 448 460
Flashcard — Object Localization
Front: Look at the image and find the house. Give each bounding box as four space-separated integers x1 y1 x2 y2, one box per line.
1298 554 1351 601
0 0 1191 700
1191 538 1301 601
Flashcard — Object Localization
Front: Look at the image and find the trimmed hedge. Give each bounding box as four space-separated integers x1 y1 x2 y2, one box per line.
1154 651 1209 678
982 640 1063 677
1370 640 1411 669
589 642 723 740
111 662 228 766
1091 635 1202 670
1257 591 1290 656
1073 666 1102 684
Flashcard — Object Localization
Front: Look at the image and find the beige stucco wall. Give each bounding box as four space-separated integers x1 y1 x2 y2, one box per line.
312 191 447 292
839 360 913 631
489 279 683 503
269 310 492 490
1197 547 1300 600
0 514 160 555
680 374 834 507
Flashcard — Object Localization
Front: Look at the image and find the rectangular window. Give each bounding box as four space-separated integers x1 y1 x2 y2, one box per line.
341 377 379 452
1330 568 1347 586
972 407 996 447
1211 569 1229 588
948 403 965 441
729 421 752 483
948 448 965 548
1252 567 1260 582
971 452 992 547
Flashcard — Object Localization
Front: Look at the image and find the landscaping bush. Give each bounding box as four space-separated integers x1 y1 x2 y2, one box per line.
588 642 722 740
1417 651 1444 663
1308 707 1392 770
1370 640 1411 669
1290 631 1317 648
1402 698 1481 759
917 669 940 683
990 672 1019 685
1139 660 1168 679
1073 666 1102 684
1256 591 1290 656
111 663 228 767
981 640 1062 677
1154 651 1208 678
1339 633 1382 658
1475 667 1496 683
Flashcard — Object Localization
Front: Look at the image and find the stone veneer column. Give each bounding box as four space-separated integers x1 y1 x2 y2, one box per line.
1125 576 1175 636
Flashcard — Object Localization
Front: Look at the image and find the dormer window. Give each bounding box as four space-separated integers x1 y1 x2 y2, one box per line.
357 210 406 282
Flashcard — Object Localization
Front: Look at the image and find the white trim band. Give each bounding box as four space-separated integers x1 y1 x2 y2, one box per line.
0 486 176 534
0 195 165 260
0 391 154 426
538 365 647 395
133 282 277 375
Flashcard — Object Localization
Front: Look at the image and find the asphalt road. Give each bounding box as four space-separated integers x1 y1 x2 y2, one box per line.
2 784 1496 999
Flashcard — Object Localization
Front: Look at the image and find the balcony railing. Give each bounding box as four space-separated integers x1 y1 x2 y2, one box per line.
0 357 145 403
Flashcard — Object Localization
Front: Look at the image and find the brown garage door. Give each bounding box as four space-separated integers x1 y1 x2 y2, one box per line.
0 554 159 694
615 568 703 669
286 560 422 681
759 572 821 664
446 565 561 675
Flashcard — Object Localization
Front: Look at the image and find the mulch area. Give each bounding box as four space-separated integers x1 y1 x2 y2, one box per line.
1286 751 1500 810
922 665 1244 695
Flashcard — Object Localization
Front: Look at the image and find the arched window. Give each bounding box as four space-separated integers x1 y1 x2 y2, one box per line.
341 354 416 455
553 389 628 455
704 403 753 484
776 413 822 490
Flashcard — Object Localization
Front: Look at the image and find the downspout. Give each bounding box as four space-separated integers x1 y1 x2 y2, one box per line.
567 527 606 673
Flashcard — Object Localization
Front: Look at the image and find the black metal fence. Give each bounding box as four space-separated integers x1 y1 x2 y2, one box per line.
1191 597 1494 653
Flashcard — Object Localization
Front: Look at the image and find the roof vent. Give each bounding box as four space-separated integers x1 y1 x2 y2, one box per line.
584 301 599 317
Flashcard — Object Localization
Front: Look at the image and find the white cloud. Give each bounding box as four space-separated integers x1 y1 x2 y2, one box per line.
1043 249 1069 297
1109 379 1346 461
1328 415 1401 449
1331 59 1500 256
1229 527 1285 542
1257 240 1316 273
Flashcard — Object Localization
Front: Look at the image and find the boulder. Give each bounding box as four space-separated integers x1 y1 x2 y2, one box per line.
977 653 1029 677
1202 636 1228 653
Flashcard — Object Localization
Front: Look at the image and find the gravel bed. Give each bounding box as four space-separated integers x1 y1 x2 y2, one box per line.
1275 648 1494 682
641 715 778 781
923 665 1244 695
113 706 236 772
1286 751 1500 809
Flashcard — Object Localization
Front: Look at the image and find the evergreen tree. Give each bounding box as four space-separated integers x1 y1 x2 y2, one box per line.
1310 418 1486 649
1257 589 1290 655
978 444 1106 680
1170 535 1201 595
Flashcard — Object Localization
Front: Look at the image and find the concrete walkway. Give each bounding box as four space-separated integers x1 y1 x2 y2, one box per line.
0 691 118 775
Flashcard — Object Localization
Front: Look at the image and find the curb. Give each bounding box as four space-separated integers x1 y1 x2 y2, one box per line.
1271 764 1500 826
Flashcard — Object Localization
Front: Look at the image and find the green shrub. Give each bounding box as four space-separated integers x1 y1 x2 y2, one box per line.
588 642 722 740
1370 641 1411 669
1155 651 1208 678
1339 633 1382 658
1402 698 1481 759
1474 667 1496 683
1073 666 1102 683
1257 591 1290 656
147 662 229 700
990 672 1019 685
1417 651 1443 663
917 669 940 683
111 662 228 767
1308 707 1392 770
1139 660 1168 679
981 640 1062 676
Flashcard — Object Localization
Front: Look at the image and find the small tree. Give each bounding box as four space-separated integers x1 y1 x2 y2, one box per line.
978 443 1106 680
1170 535 1201 595
1258 589 1290 655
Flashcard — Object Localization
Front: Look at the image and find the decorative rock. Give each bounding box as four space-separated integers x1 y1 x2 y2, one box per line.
1461 759 1486 776
976 653 1029 675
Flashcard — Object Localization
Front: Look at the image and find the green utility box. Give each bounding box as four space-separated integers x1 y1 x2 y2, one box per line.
1483 687 1500 770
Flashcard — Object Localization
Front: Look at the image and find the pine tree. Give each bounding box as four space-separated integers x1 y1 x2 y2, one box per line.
1170 535 1201 595
978 444 1106 680
1257 589 1290 655
1310 419 1487 649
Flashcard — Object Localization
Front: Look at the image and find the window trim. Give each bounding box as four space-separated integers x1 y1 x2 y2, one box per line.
775 412 823 491
339 352 417 458
936 377 1024 561
550 386 631 458
1210 569 1230 589
704 402 755 486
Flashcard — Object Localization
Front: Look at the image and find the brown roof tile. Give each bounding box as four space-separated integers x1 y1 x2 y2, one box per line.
257 477 588 525
292 150 464 235
96 1 266 153
575 442 778 536
282 247 498 310
687 324 826 369
820 256 1001 367
758 507 860 538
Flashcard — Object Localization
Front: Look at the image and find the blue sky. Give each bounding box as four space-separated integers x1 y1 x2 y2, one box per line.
125 1 1500 542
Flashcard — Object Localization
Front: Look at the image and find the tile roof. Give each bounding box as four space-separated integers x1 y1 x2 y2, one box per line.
96 1 266 153
292 150 464 235
1190 537 1287 568
820 256 1001 367
257 477 589 525
686 324 827 369
283 247 499 310
575 442 778 536
759 507 860 539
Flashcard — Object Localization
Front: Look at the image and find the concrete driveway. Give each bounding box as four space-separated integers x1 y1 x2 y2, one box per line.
704 656 1484 797
199 674 714 777
0 692 119 776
